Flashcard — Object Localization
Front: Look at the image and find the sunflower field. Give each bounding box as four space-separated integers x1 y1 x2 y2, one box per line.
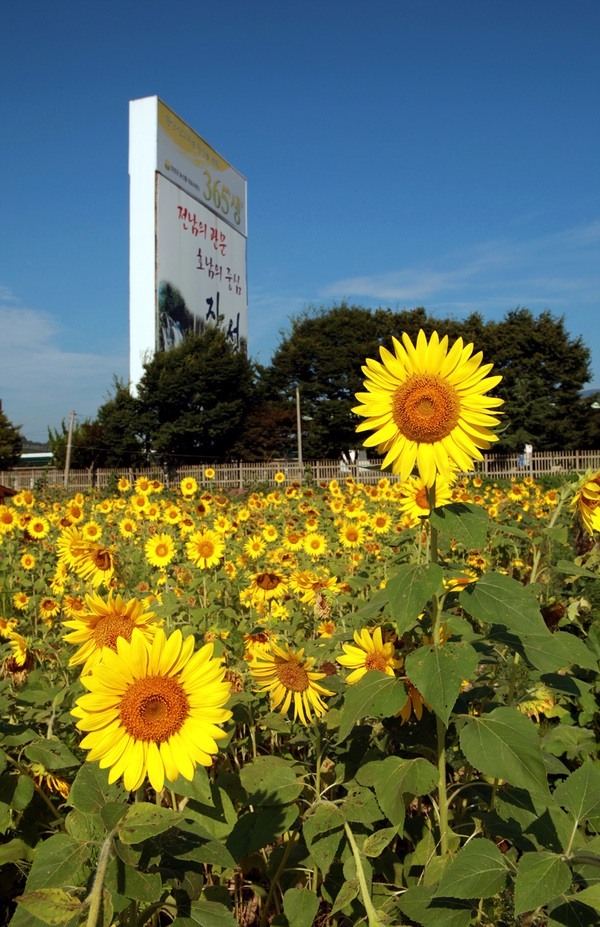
2 331 600 927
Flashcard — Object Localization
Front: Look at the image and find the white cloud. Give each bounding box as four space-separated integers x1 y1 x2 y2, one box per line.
320 221 600 313
0 297 127 441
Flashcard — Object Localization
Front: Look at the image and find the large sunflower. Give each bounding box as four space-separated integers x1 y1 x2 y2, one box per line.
353 330 503 486
249 641 334 725
63 592 160 673
145 533 176 569
72 628 232 793
337 627 402 684
572 471 600 534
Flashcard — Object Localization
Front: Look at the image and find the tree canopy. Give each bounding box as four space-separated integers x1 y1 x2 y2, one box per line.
0 404 23 470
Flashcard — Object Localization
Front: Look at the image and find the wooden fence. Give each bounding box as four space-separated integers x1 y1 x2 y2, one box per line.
2 449 600 492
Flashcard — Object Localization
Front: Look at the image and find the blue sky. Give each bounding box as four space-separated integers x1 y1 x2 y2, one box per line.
1 0 598 441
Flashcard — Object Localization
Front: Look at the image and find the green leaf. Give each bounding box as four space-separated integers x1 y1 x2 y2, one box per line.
342 786 382 824
67 762 128 813
363 826 398 857
435 839 509 899
372 757 438 828
337 672 406 742
24 740 79 771
239 756 304 806
12 774 35 811
572 883 600 912
405 641 478 725
117 802 184 844
430 502 489 549
0 837 35 865
463 572 547 635
542 725 596 761
105 857 163 903
330 879 360 916
387 563 444 632
25 834 91 891
351 586 390 621
17 890 83 926
555 560 599 580
460 707 550 801
522 631 598 673
225 804 298 860
171 899 238 927
283 888 320 927
397 885 474 927
168 766 213 805
548 896 599 926
514 852 573 916
553 764 600 823
303 802 345 876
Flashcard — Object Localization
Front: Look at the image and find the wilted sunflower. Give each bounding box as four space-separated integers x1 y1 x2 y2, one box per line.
145 533 176 569
353 330 503 486
72 628 232 793
62 591 160 673
337 627 402 684
249 641 334 724
186 529 225 569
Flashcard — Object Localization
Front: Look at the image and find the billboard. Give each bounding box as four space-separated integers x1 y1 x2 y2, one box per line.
129 96 247 387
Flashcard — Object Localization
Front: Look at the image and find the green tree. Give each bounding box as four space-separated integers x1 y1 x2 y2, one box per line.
48 418 104 471
476 309 593 451
136 327 256 465
0 403 23 469
94 378 145 468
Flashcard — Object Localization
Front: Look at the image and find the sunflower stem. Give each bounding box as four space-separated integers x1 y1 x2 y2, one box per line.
85 833 113 927
342 818 385 927
436 713 450 857
258 826 299 927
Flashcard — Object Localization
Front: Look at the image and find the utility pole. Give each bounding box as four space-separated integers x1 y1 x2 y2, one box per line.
296 386 303 473
64 410 76 490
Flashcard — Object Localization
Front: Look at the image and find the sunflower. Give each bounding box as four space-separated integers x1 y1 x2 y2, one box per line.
73 543 115 588
338 522 365 549
262 525 279 542
82 521 103 541
0 507 18 533
145 533 176 569
72 628 232 792
249 641 334 725
244 534 267 559
399 475 453 521
274 472 286 484
117 476 131 492
20 552 36 570
371 511 392 534
62 595 87 619
13 592 29 611
63 591 161 673
249 570 288 603
572 472 600 534
27 516 50 539
186 529 225 569
204 468 215 480
135 476 153 495
119 517 137 539
303 533 328 559
337 627 402 684
353 330 503 486
39 598 61 622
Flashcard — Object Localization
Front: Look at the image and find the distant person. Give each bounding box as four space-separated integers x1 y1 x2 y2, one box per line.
524 443 533 467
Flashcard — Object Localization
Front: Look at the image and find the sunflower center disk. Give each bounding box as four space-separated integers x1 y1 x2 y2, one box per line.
197 542 215 559
392 374 461 443
93 615 134 649
155 544 169 558
256 572 281 591
276 662 310 692
365 652 389 672
119 676 190 742
91 549 113 570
